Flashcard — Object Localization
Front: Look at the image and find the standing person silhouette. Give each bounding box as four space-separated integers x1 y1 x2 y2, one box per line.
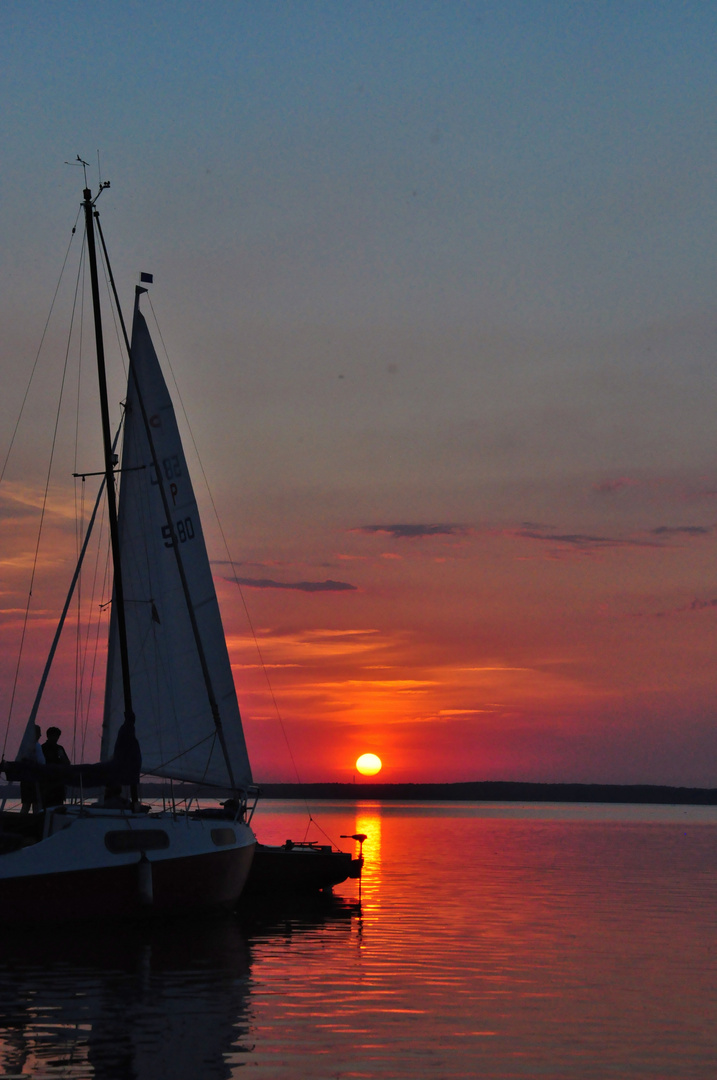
41 727 71 808
20 725 44 814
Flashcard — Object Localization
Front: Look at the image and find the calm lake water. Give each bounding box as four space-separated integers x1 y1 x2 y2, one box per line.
1 799 717 1079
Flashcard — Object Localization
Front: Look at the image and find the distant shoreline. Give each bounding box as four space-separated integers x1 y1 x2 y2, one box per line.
254 781 717 806
4 779 715 807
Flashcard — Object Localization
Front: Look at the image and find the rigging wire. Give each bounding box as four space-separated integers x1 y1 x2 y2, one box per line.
145 297 303 773
99 241 129 383
0 209 82 485
146 298 346 851
1 209 123 762
2 227 86 756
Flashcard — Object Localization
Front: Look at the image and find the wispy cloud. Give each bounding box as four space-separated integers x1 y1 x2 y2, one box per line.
637 597 717 618
227 626 382 661
228 576 357 593
0 481 79 523
591 476 717 506
510 522 712 553
437 708 497 717
649 525 712 537
355 523 465 539
634 596 717 622
512 527 660 550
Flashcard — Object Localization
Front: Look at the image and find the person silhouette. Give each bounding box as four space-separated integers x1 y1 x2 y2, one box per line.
20 725 44 814
41 727 71 807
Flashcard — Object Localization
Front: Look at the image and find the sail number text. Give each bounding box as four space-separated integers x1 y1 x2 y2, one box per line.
150 455 182 483
150 455 193 545
150 456 183 506
162 518 195 548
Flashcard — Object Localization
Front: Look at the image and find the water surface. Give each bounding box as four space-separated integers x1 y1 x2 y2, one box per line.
1 800 716 1078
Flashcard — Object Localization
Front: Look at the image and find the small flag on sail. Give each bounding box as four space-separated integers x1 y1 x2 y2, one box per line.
140 272 154 283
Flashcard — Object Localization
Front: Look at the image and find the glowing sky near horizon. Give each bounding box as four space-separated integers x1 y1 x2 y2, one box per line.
2 2 717 785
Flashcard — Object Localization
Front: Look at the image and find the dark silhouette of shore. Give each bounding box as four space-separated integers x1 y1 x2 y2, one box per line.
254 781 717 805
5 780 714 807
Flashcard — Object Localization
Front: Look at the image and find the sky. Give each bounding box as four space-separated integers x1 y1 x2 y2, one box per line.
2 1 717 785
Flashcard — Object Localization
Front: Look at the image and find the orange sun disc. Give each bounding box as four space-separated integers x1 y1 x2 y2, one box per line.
356 753 382 776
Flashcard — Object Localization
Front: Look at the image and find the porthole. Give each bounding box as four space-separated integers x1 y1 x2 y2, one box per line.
105 829 170 854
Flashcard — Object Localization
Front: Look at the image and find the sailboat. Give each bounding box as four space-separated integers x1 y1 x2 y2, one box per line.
0 182 256 922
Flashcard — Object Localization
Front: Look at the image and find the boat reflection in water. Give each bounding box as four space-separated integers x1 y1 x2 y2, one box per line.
0 917 251 1079
0 897 356 1080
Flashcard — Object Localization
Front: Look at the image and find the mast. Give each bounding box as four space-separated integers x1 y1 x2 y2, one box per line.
82 186 135 732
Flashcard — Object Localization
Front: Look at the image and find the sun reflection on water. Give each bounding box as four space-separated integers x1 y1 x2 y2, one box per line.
354 805 381 892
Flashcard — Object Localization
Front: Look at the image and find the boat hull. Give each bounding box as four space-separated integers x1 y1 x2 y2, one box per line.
0 808 255 924
244 842 357 896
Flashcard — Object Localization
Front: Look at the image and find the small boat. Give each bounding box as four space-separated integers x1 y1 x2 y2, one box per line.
245 839 362 896
0 179 256 922
193 803 364 896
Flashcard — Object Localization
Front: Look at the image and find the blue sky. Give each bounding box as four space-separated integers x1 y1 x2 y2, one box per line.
3 1 716 328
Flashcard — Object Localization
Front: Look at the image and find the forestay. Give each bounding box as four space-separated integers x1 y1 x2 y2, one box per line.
101 302 252 790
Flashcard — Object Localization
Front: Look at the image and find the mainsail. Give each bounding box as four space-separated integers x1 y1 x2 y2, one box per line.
101 299 252 790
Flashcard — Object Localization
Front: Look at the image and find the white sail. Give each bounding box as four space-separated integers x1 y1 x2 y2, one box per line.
102 300 252 790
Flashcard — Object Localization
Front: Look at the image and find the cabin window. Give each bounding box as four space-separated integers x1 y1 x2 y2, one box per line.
105 829 170 854
211 828 236 847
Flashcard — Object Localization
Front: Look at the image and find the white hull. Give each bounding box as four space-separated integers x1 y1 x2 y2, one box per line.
0 806 255 923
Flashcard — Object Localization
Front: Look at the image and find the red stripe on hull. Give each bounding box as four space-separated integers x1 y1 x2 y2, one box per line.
0 843 255 924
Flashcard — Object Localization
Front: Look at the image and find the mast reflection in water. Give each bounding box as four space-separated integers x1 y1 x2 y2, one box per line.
2 799 717 1078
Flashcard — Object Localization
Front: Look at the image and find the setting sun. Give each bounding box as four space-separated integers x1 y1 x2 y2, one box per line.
356 753 382 776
